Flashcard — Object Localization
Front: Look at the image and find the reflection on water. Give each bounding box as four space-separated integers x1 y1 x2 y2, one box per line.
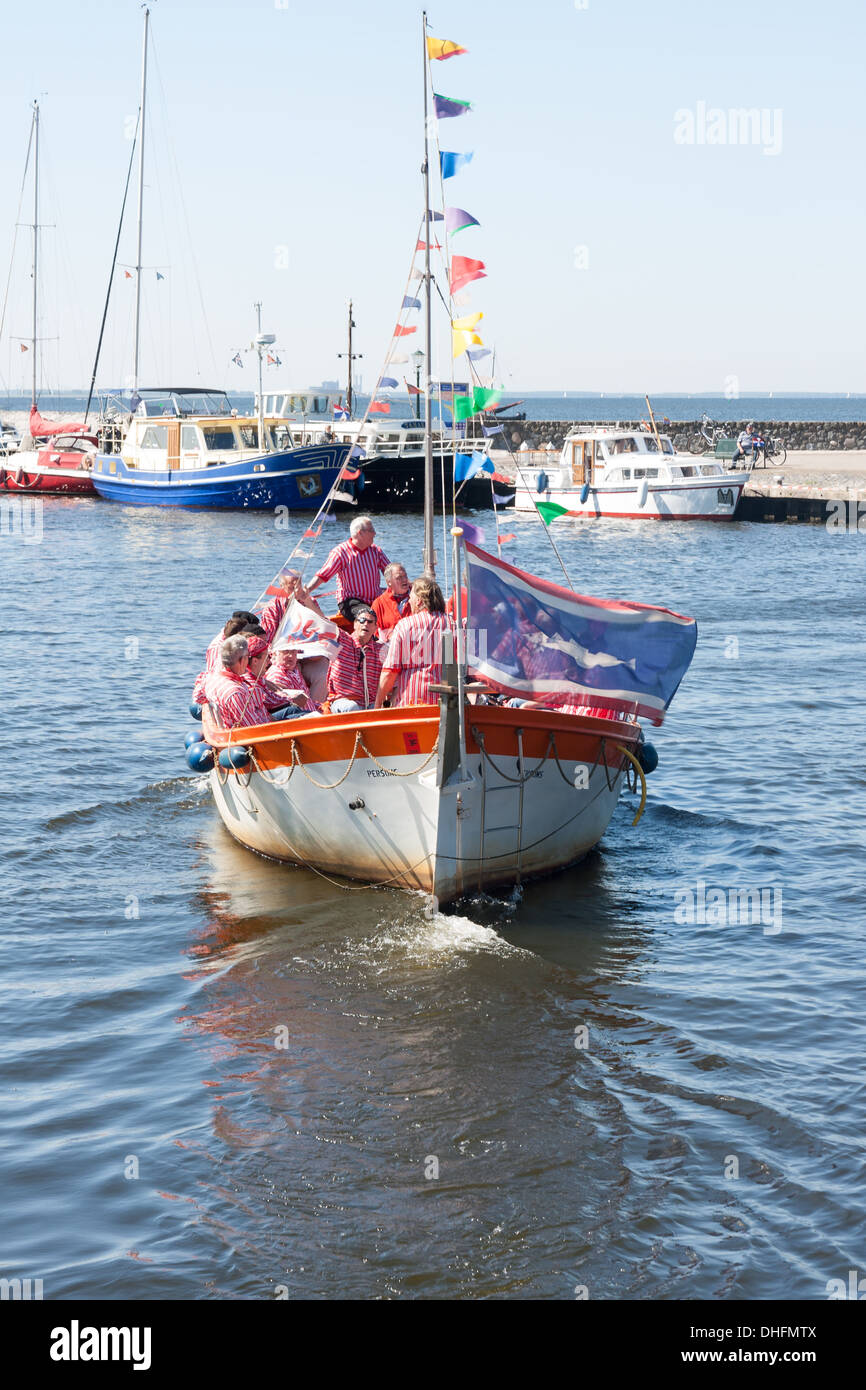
2 503 864 1299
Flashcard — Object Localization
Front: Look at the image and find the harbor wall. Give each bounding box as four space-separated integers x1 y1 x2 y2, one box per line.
490 420 866 451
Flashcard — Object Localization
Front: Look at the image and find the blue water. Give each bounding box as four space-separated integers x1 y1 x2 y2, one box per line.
2 499 864 1299
3 391 865 424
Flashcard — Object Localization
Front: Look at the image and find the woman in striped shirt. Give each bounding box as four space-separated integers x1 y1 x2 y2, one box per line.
374 578 452 709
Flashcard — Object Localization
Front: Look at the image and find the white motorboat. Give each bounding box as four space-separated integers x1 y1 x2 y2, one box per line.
515 427 750 520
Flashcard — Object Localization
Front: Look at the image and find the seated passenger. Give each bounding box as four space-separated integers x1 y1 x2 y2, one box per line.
205 636 303 728
374 578 452 709
265 637 318 713
327 607 383 712
371 563 411 636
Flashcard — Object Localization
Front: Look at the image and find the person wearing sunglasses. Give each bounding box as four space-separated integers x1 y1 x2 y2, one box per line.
326 607 383 713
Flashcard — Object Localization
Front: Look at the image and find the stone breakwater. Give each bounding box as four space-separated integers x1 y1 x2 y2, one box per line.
489 420 866 451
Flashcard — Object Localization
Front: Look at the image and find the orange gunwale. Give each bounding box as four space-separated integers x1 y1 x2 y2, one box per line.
204 702 642 773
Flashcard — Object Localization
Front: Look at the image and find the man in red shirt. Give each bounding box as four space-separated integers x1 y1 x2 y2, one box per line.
371 562 411 637
309 515 390 622
327 608 383 712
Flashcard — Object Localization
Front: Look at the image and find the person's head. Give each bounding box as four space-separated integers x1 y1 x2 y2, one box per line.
240 622 265 637
222 616 249 640
221 634 249 675
231 609 258 624
272 639 301 670
353 607 377 646
246 633 270 677
409 577 445 614
349 515 376 551
383 562 409 597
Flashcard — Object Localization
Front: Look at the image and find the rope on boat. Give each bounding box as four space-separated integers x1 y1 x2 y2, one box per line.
613 743 647 826
359 736 439 777
290 730 363 788
471 727 552 784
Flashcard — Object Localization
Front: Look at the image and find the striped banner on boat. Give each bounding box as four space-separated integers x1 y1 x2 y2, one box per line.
463 543 697 725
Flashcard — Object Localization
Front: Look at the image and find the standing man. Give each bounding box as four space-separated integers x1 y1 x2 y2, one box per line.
371 563 412 637
308 515 390 623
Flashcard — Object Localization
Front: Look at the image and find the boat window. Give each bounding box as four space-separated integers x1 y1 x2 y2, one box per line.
661 437 673 454
633 467 646 479
621 468 631 481
270 424 293 449
610 437 638 454
645 468 659 479
680 465 696 477
313 397 329 414
594 441 607 460
140 426 168 449
700 463 721 476
181 426 199 450
644 436 659 452
202 428 238 450
239 426 259 448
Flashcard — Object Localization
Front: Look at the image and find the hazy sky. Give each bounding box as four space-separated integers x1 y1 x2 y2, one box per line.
1 0 863 395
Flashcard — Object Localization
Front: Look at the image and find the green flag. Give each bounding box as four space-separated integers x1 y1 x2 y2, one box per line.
472 386 501 412
535 500 569 525
453 394 475 421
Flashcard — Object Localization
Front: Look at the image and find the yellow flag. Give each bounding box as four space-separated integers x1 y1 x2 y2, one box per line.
452 311 483 332
426 36 467 61
452 328 483 359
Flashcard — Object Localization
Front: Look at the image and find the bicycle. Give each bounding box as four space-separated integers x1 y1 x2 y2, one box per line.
689 413 730 455
756 434 787 467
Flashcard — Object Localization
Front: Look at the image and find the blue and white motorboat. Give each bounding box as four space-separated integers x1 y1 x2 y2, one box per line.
91 388 350 509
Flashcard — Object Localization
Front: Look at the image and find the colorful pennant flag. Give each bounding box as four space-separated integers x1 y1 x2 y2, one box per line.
434 93 473 119
426 36 467 61
483 422 505 436
453 395 475 422
232 352 243 368
266 353 282 366
459 521 486 546
455 451 495 482
467 348 491 361
20 343 29 353
473 386 501 412
378 377 398 389
124 270 133 279
450 255 486 294
333 405 350 419
440 150 474 179
340 465 362 481
369 401 391 414
401 296 422 310
406 381 424 396
452 328 483 359
535 501 569 525
416 239 442 251
394 324 417 337
453 311 483 331
156 271 165 281
499 533 516 543
426 211 444 222
445 207 480 234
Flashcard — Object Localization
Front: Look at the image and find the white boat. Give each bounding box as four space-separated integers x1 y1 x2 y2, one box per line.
0 421 21 456
515 427 750 520
193 23 696 907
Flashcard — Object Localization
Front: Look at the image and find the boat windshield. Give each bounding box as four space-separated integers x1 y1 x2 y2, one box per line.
138 390 233 418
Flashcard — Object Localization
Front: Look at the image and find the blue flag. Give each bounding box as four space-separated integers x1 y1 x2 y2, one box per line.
378 377 398 389
440 150 473 179
464 545 698 725
401 296 422 310
455 450 495 482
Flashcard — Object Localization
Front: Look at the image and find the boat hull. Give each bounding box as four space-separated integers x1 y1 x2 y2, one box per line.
205 703 639 904
90 444 350 509
360 455 514 511
1 453 96 495
516 470 749 520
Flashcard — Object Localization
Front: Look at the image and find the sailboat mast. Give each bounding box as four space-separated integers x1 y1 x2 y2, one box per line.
132 7 149 394
347 299 353 416
421 10 435 578
30 101 39 408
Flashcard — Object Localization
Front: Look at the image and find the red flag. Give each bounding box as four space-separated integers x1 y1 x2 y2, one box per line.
405 380 422 396
369 401 391 414
340 465 362 481
450 256 486 295
416 239 442 251
499 533 516 543
303 526 322 538
394 324 417 337
20 343 29 353
124 270 133 279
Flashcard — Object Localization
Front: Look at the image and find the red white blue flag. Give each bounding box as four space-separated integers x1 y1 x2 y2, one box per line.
464 544 697 725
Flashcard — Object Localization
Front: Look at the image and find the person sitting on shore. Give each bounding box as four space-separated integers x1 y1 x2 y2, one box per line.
374 578 452 709
308 515 390 623
371 563 412 637
327 607 383 712
265 637 318 714
733 424 758 466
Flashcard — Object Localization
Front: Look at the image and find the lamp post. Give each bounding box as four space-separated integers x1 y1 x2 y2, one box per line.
411 349 425 420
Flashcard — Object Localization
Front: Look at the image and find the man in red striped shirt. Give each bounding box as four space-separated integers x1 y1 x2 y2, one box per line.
371 562 412 636
206 636 306 728
327 608 383 712
375 578 452 709
265 638 318 714
309 516 390 621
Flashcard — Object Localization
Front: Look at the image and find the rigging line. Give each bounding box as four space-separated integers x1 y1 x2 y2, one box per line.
85 117 140 422
0 113 36 362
